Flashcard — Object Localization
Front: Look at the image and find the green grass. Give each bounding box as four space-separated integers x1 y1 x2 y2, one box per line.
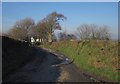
41 40 119 81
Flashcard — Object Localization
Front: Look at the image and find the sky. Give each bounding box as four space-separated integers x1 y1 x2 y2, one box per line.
2 2 118 39
1 0 120 2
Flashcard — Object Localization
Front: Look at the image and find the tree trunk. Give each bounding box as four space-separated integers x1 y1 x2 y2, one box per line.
48 33 52 43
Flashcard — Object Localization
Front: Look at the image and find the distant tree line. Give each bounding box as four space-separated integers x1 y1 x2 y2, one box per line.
58 32 77 41
8 12 111 44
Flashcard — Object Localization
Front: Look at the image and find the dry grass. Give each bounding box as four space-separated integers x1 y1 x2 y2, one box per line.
43 40 119 81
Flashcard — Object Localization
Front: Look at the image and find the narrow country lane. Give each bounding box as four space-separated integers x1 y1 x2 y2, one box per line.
3 47 99 82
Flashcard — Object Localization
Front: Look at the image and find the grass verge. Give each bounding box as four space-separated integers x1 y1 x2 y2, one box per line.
41 40 119 81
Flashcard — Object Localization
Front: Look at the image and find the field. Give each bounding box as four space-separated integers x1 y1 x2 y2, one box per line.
42 40 119 81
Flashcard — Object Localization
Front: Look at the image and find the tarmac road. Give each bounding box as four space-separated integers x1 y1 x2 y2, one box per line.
3 47 100 82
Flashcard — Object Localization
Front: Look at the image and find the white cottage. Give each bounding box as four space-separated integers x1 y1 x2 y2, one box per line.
31 37 35 45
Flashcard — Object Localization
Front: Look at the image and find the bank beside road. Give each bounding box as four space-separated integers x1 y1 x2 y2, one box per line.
2 36 37 79
42 40 119 82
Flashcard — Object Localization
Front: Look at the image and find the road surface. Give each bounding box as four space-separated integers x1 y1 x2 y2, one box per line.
3 47 100 82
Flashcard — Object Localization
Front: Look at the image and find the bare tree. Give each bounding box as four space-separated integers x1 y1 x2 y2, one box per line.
76 24 110 40
9 27 27 40
77 24 92 40
42 12 67 43
90 24 98 39
32 21 48 44
98 25 110 40
9 18 35 40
